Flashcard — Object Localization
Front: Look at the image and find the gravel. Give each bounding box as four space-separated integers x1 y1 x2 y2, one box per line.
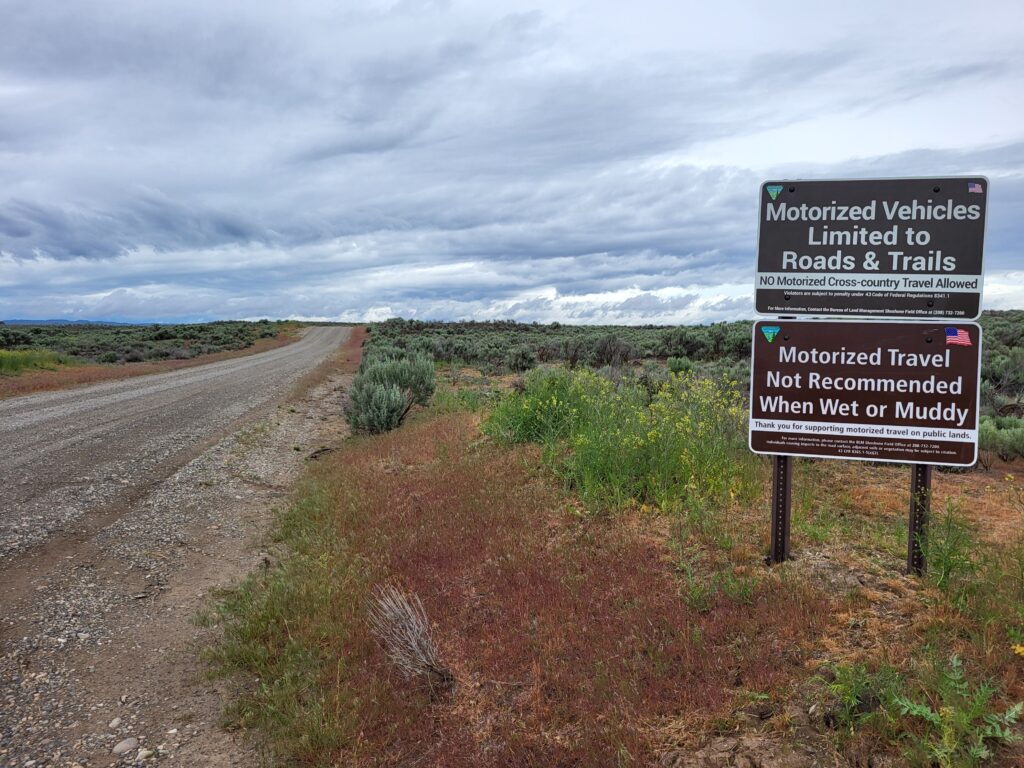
0 327 347 564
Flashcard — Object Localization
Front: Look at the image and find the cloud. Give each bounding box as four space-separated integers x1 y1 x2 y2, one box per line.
0 0 1022 322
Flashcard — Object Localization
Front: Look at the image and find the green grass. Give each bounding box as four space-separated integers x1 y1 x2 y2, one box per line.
202 480 377 764
0 349 75 375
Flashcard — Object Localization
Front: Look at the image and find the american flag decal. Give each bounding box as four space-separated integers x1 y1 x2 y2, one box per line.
968 182 984 193
945 327 972 346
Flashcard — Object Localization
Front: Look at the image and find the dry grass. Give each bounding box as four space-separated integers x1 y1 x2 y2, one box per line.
0 328 301 400
367 584 454 696
213 409 830 765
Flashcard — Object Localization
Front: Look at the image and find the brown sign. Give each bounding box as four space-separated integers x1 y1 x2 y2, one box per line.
755 177 987 319
749 320 981 466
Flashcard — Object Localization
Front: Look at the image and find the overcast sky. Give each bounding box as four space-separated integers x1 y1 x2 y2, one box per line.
1 0 1022 324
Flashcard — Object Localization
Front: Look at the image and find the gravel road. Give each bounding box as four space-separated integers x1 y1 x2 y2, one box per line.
0 326 348 563
0 326 354 767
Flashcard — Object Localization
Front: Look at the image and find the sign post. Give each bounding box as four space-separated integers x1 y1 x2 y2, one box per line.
908 464 932 575
752 176 987 572
769 456 791 565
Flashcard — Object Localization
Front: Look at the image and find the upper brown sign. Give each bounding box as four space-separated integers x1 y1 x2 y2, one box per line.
749 320 981 466
755 177 987 319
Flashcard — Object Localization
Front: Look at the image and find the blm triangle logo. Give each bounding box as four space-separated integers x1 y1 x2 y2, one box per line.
761 325 781 342
766 184 784 201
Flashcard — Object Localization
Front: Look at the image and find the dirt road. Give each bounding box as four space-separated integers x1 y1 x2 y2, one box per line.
0 325 355 766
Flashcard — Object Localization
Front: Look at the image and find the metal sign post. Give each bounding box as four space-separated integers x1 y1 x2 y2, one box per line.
908 463 932 575
769 455 792 564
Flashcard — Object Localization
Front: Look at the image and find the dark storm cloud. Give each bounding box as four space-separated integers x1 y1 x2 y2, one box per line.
1 0 1022 322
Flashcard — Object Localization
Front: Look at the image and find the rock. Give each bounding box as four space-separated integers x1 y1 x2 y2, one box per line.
112 737 138 755
138 748 154 759
108 717 121 729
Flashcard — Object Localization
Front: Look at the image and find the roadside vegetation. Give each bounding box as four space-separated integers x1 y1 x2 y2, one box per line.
0 349 76 375
0 319 296 368
370 311 1024 461
205 314 1024 766
345 345 436 433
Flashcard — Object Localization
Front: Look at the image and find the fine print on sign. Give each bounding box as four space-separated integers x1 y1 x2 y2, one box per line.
755 177 987 319
749 320 981 466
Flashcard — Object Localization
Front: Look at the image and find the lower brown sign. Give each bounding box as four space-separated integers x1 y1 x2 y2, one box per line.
749 320 981 466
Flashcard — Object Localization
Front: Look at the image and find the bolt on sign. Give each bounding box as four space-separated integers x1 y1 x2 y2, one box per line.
749 320 981 466
755 177 987 319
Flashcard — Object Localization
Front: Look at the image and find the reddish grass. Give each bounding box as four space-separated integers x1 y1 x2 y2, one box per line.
311 411 830 765
341 325 369 372
0 329 301 400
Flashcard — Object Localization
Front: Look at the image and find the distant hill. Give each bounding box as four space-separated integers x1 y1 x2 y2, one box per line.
2 319 137 326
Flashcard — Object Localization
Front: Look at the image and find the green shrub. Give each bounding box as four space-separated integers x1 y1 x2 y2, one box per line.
346 379 409 434
359 343 404 371
359 354 435 405
590 334 633 367
0 321 294 364
667 356 695 374
345 343 436 434
637 361 669 397
484 367 761 512
980 415 1024 462
504 346 536 372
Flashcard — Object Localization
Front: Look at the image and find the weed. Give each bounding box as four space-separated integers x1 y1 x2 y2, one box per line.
431 383 491 412
485 367 762 513
367 584 454 696
717 569 756 605
924 498 979 602
203 482 380 763
895 655 1021 767
819 662 901 734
